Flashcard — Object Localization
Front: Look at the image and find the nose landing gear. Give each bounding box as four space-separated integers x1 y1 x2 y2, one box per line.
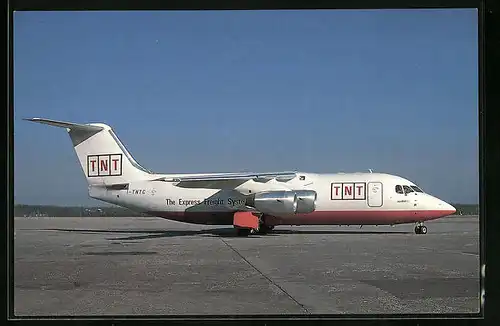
414 222 427 234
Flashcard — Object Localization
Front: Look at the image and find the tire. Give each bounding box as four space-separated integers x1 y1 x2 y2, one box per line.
257 225 274 234
236 228 251 237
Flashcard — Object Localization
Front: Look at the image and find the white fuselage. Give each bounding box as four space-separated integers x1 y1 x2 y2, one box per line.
89 172 456 226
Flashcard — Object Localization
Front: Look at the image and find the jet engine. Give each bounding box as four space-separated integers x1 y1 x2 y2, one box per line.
245 190 318 215
246 191 298 215
294 190 317 214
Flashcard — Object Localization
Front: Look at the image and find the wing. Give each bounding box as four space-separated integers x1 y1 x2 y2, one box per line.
152 171 297 189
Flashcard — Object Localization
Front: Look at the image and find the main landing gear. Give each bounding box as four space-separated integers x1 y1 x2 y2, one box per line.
414 222 427 234
235 225 275 237
234 214 275 237
257 224 274 234
236 228 252 237
236 223 275 237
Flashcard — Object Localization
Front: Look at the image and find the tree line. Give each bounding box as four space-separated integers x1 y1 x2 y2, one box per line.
14 204 149 217
14 203 479 217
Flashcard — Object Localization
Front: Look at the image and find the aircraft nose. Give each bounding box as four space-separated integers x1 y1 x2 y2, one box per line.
437 200 456 215
446 202 456 214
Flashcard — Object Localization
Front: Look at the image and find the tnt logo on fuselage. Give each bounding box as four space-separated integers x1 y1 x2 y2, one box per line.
331 182 366 200
87 154 122 177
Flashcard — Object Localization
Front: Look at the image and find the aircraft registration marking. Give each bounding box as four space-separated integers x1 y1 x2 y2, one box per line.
128 189 146 195
127 189 157 195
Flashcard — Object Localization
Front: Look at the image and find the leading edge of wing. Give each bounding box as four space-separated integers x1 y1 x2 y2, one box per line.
152 171 297 188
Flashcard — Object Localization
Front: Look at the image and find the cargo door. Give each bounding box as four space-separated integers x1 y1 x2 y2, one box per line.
367 182 383 207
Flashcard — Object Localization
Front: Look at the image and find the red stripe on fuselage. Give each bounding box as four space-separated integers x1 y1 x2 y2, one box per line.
144 210 455 226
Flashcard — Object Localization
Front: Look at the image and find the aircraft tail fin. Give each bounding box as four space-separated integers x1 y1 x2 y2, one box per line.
24 118 153 186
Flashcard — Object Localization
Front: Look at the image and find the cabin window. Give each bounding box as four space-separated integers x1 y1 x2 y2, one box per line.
403 185 414 194
299 176 305 180
395 185 404 194
410 185 423 193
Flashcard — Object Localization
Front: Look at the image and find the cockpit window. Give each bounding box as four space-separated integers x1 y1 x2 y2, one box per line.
395 185 404 194
410 185 423 193
403 185 414 194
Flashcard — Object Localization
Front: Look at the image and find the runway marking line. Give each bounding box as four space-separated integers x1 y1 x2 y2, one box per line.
419 247 479 257
219 238 310 314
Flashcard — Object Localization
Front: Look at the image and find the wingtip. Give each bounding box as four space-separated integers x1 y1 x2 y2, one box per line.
23 117 41 122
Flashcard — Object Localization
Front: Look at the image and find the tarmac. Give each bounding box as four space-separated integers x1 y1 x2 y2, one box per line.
13 215 481 316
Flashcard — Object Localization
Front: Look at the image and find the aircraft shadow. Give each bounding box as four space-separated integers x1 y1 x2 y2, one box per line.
272 230 411 235
42 228 250 240
40 228 411 241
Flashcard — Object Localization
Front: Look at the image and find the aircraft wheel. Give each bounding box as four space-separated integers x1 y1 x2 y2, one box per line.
257 224 274 234
414 225 427 234
236 228 251 237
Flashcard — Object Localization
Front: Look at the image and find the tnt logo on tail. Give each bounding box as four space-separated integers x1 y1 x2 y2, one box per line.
87 154 122 177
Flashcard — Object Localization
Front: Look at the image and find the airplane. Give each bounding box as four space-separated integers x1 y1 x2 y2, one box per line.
24 118 456 236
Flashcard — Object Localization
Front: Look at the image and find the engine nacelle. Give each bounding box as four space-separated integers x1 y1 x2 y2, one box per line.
294 190 317 214
246 191 298 215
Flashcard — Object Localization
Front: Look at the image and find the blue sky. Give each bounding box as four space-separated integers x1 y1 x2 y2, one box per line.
14 9 478 205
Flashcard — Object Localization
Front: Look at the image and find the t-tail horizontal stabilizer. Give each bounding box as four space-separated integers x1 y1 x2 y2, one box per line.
24 117 152 187
23 118 104 132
